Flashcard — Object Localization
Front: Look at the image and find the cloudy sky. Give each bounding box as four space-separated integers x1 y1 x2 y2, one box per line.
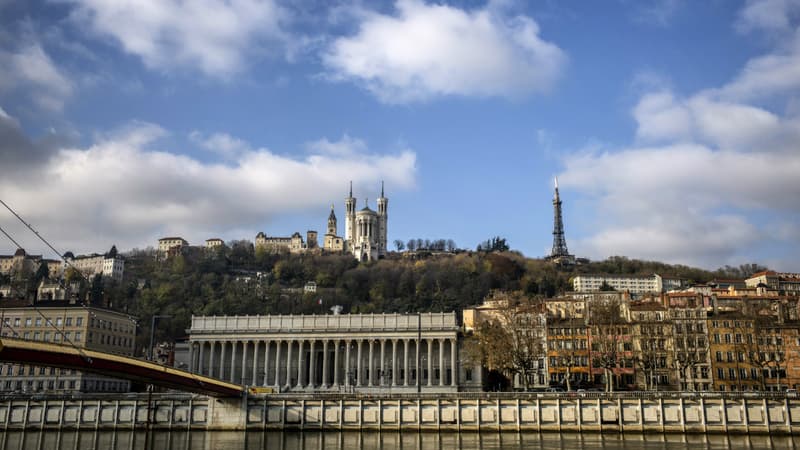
1 0 798 271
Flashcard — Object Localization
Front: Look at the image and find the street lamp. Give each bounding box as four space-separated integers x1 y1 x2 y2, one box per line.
148 315 171 362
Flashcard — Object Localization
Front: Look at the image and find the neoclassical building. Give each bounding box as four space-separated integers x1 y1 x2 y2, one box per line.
187 312 481 393
323 182 388 262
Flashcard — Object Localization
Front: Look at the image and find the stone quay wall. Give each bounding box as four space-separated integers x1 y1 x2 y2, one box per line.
1 393 799 434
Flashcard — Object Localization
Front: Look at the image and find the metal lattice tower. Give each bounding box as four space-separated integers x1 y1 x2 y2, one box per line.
550 177 570 258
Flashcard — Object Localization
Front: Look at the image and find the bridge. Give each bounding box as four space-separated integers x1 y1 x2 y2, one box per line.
0 338 243 397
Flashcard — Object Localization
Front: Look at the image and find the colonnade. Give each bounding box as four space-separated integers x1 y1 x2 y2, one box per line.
188 337 458 390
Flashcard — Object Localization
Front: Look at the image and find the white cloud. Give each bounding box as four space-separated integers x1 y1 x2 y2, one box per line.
718 28 800 100
322 0 566 103
0 41 73 111
65 0 285 77
0 120 416 255
736 0 800 33
306 134 367 156
559 4 800 269
189 131 252 160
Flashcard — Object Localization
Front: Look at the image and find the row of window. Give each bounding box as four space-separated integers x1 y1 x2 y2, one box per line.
716 367 786 381
3 316 84 328
0 379 129 393
1 330 82 342
0 365 77 376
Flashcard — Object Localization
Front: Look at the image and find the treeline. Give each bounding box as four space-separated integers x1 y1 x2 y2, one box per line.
103 246 748 356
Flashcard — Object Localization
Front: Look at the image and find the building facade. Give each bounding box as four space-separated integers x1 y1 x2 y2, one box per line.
187 312 479 393
158 237 188 258
573 274 663 296
0 303 136 393
67 253 124 282
344 183 388 262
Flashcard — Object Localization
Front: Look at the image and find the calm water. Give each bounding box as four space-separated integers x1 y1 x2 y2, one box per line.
1 431 797 450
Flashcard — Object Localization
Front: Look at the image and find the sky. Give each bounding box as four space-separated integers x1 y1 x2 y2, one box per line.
0 0 799 271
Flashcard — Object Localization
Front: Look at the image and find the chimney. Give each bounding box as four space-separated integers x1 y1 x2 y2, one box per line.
711 294 718 315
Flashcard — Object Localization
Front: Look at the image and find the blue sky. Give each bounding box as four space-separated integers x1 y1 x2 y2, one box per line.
1 0 799 271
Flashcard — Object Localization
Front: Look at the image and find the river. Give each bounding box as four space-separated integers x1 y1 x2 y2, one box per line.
2 431 798 450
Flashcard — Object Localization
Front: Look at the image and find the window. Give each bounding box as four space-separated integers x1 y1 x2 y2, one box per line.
56 317 62 326
717 368 725 380
729 368 736 380
65 317 72 326
76 317 83 326
25 318 32 326
35 317 42 326
715 352 723 362
724 334 732 343
14 318 20 327
740 368 747 380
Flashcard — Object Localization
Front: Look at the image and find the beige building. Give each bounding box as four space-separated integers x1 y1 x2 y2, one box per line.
67 253 124 282
323 206 346 252
746 271 800 294
188 312 479 393
158 237 189 259
255 231 318 254
0 303 137 393
205 238 225 250
573 274 663 296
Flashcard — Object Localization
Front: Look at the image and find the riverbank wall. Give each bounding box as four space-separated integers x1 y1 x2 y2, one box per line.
1 393 799 434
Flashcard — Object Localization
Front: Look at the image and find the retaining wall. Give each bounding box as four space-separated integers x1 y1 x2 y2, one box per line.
1 394 799 434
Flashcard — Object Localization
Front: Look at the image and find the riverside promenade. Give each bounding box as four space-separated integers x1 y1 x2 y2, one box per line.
1 391 799 434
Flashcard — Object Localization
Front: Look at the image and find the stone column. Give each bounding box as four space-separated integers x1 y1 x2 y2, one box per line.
439 338 445 386
251 341 259 385
356 340 363 386
241 341 249 385
450 338 458 387
391 339 398 386
416 339 421 388
220 341 227 382
322 340 330 388
308 340 316 388
285 340 293 389
368 340 375 386
380 339 386 386
195 341 205 375
344 340 352 387
209 341 216 378
427 339 433 387
189 341 198 375
274 340 282 387
263 340 270 386
230 341 237 384
296 340 304 388
403 339 410 386
332 339 340 387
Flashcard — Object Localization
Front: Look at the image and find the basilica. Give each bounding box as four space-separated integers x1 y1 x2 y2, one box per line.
324 182 388 262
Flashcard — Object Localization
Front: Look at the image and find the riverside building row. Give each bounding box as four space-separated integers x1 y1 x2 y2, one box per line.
3 272 800 394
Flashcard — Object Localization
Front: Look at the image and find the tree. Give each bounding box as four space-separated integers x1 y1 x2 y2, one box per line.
406 239 417 252
394 240 405 251
589 297 628 392
470 292 546 391
477 236 509 252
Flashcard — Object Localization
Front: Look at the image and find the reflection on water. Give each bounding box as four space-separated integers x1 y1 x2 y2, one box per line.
1 431 797 450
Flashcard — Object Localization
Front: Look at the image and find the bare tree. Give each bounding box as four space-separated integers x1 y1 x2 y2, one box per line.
471 292 547 390
393 240 405 251
589 297 627 392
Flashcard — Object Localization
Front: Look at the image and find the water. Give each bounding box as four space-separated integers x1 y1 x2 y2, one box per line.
0 431 797 450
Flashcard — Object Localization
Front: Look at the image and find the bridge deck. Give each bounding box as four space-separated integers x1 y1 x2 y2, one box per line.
0 338 242 397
